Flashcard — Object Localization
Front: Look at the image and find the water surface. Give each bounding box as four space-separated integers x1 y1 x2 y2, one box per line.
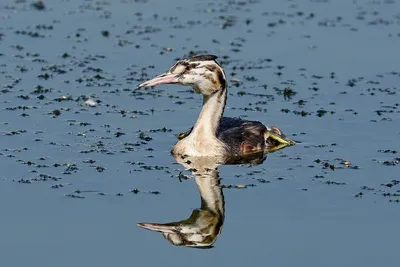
1 0 399 266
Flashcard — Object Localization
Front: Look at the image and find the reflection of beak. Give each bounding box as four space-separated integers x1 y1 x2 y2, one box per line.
138 73 179 88
137 222 176 234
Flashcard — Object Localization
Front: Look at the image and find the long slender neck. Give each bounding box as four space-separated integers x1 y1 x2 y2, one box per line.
191 87 227 139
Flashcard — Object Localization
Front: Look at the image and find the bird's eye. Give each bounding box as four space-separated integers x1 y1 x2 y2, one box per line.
272 126 282 136
185 66 191 72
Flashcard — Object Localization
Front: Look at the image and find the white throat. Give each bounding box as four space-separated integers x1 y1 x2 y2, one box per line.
173 89 227 156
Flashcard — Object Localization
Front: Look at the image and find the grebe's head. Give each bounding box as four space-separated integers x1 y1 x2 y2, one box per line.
266 126 296 152
138 54 227 96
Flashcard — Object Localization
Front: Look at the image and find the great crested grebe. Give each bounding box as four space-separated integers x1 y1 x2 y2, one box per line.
139 54 294 157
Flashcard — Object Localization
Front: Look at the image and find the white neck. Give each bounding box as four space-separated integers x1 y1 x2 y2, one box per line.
173 86 227 156
191 88 226 141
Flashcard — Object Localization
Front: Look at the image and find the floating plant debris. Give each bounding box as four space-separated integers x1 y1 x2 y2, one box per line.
0 1 398 209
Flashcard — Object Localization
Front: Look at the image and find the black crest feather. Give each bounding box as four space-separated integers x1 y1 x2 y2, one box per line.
187 54 218 61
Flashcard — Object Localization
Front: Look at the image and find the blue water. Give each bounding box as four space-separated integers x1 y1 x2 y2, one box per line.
1 0 399 266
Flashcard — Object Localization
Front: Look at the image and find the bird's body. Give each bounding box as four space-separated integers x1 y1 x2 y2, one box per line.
175 117 268 156
139 54 294 157
217 117 269 154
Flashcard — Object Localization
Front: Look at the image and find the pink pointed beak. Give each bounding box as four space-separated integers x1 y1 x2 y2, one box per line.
137 222 177 233
138 73 179 88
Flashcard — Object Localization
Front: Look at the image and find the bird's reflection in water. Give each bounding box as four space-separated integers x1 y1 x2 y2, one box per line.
137 152 267 248
137 126 295 248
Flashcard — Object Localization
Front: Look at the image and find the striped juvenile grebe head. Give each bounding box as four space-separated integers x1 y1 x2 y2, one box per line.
139 54 227 96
